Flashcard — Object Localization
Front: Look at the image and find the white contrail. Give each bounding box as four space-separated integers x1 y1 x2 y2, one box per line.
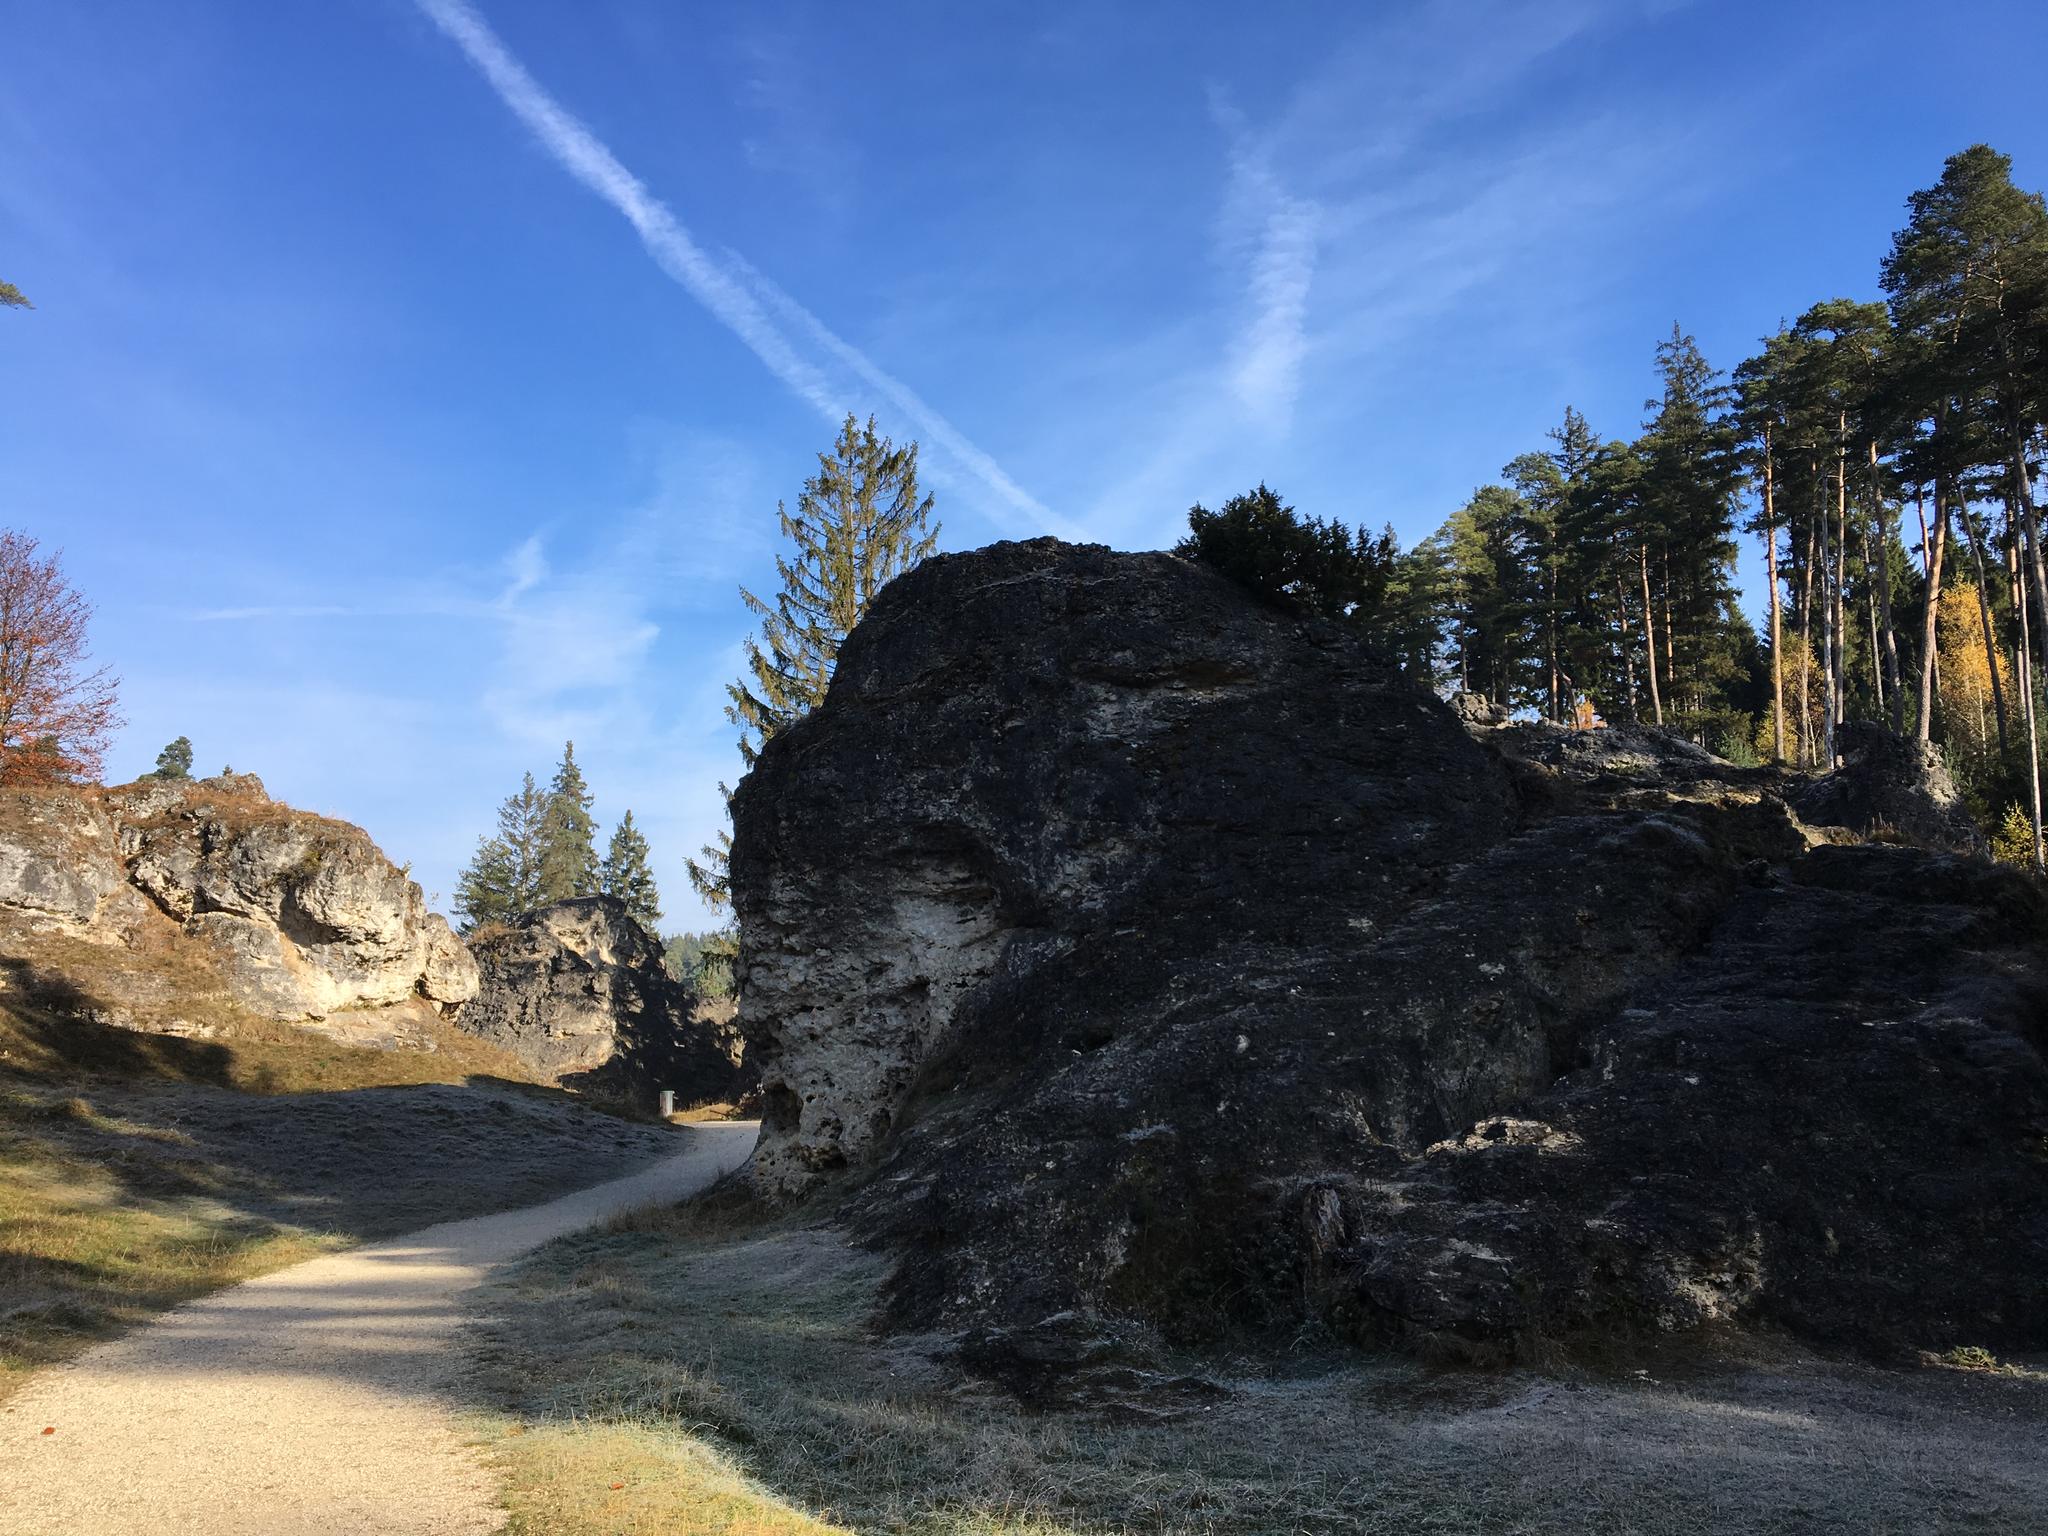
724 253 1083 537
414 0 1060 534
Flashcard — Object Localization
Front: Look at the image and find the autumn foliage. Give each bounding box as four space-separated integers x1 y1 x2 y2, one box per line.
0 531 120 785
1935 583 2018 766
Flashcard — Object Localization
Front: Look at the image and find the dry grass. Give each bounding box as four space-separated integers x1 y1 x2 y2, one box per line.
467 1214 2048 1535
485 1421 848 1536
0 1106 341 1399
669 1101 755 1124
0 995 681 1402
83 773 364 839
0 984 537 1097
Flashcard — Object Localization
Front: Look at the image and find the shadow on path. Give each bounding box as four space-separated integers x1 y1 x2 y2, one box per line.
0 1123 757 1536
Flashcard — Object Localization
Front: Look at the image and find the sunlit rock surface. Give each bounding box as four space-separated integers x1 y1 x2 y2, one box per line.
0 774 475 1040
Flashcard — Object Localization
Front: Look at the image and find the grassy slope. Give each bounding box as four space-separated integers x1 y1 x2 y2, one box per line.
0 1001 677 1400
467 1199 2048 1536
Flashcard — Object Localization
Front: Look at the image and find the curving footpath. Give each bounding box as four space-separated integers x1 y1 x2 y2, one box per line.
0 1122 758 1535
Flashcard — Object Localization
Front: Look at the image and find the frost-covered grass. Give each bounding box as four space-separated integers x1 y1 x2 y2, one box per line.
0 1004 682 1398
469 1201 2048 1535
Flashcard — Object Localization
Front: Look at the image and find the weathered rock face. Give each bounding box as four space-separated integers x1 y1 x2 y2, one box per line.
733 540 1517 1196
0 774 476 1038
0 788 144 934
731 538 2048 1376
460 896 746 1104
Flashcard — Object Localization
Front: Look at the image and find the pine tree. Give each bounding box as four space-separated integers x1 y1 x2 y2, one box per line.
1884 145 2048 867
454 772 547 930
729 414 939 766
149 736 193 780
0 280 28 312
1428 484 1531 706
1177 485 1396 623
1781 299 1898 759
1637 325 1744 738
599 810 662 932
688 414 939 910
537 741 598 905
1735 329 1805 761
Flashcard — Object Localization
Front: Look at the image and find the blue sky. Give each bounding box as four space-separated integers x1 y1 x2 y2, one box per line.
5 0 2046 928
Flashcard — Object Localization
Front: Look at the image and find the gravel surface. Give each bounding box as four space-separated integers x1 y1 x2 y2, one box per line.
0 1122 757 1535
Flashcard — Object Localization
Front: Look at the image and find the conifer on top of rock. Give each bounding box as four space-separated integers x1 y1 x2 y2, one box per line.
599 809 661 932
688 413 940 912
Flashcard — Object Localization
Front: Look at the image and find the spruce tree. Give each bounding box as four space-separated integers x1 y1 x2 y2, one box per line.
1433 484 1534 708
454 772 547 930
729 414 938 763
537 741 598 904
149 736 193 780
688 414 939 909
1637 325 1744 736
599 810 662 931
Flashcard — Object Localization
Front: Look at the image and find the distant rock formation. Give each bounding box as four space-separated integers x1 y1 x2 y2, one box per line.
1791 719 1988 855
0 773 475 1045
730 538 2047 1381
459 896 747 1105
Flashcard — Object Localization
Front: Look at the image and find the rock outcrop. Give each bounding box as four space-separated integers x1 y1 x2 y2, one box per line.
0 774 476 1043
1791 719 1988 854
730 538 2048 1378
460 896 746 1104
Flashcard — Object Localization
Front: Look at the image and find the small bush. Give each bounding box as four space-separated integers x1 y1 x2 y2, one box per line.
1715 726 1762 768
1943 1344 2001 1372
1990 805 2039 868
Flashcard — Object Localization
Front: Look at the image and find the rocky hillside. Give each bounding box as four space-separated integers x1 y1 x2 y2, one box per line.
461 896 747 1104
730 538 2048 1379
0 773 475 1047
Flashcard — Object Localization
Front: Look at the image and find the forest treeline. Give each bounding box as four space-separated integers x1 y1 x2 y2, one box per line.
1228 144 2047 861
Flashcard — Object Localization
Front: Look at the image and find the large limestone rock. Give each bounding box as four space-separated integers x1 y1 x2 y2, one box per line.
460 896 746 1104
0 774 476 1038
730 538 2048 1379
0 789 138 932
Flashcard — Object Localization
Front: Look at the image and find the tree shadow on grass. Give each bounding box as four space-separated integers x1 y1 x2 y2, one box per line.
0 958 236 1086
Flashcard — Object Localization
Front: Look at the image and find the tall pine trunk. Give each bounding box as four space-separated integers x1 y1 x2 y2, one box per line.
1866 443 1903 732
1662 552 1676 720
1915 481 1947 745
1834 430 1849 744
1799 511 1818 764
1821 447 1841 764
1765 426 1785 761
2018 445 2048 683
1639 545 1664 726
2016 513 2046 873
1611 558 1641 719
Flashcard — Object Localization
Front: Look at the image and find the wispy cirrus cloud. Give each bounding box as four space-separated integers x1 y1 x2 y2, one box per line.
1210 90 1322 435
1082 2 1694 544
413 0 1067 536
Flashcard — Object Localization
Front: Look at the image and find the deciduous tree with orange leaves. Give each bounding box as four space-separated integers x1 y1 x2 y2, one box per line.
0 531 120 785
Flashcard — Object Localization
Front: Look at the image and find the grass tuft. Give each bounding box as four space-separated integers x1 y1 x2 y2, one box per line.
486 1421 848 1536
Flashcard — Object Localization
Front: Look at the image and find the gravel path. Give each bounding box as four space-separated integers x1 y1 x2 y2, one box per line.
0 1122 758 1535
